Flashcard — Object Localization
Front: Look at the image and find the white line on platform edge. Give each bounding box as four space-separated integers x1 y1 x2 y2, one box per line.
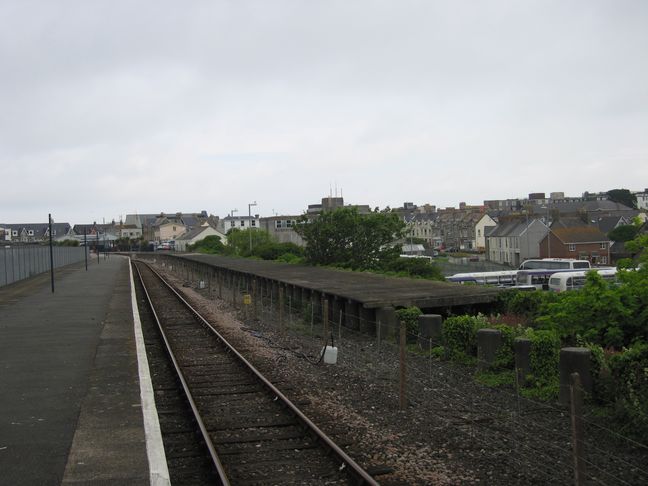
129 258 171 486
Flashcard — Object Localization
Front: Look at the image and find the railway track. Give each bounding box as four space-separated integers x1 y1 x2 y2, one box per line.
133 260 379 485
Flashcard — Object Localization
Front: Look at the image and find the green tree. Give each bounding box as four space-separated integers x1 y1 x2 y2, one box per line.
608 224 640 242
294 207 406 270
224 228 273 256
607 189 637 209
189 235 226 254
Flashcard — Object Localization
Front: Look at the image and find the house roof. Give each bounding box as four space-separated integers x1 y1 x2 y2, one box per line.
595 216 627 234
176 225 224 241
487 220 527 238
4 223 71 237
551 226 609 244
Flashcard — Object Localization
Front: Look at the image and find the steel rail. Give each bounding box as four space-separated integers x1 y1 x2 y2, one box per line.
138 260 380 486
133 261 231 486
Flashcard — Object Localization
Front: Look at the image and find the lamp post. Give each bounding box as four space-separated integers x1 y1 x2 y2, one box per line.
525 208 530 262
541 205 551 258
248 201 257 252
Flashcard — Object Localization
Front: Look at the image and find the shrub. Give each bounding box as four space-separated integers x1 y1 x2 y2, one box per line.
525 329 561 396
535 272 632 348
380 257 445 280
442 314 488 359
507 290 548 320
255 242 303 261
490 324 522 370
395 306 422 337
608 343 648 440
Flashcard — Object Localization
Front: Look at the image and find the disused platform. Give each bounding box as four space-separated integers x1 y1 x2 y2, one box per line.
145 253 501 310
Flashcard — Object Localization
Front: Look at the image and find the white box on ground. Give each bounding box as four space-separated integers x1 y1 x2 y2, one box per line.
322 346 338 364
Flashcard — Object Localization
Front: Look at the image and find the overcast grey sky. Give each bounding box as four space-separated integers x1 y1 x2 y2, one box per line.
1 0 647 224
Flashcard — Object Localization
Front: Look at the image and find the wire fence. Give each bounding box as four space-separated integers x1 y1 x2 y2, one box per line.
0 246 87 287
163 258 648 485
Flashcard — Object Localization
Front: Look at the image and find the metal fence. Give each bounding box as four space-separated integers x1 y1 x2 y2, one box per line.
0 246 87 287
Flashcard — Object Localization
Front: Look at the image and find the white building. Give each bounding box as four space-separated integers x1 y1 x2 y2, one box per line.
220 215 260 233
175 224 227 252
474 214 497 251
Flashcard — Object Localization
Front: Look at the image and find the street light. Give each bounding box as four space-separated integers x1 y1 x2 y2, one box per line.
248 201 257 252
541 205 551 258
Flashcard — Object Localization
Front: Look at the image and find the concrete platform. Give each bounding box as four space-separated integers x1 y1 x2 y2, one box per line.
159 253 501 309
0 256 156 485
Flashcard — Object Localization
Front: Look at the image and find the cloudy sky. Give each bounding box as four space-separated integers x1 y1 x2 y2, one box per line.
1 0 647 224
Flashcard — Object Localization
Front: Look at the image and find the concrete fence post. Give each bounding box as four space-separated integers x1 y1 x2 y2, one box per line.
418 314 443 349
570 372 586 486
477 328 503 371
399 320 407 410
559 347 592 405
514 338 532 387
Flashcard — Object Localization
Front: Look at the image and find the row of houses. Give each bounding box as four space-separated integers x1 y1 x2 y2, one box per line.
3 190 646 265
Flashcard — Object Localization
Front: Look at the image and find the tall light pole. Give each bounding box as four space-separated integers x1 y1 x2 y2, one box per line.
248 201 257 252
541 205 551 258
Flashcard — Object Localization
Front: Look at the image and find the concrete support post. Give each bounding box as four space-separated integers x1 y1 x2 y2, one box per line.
570 372 587 486
279 285 285 334
232 274 238 307
375 306 397 343
331 297 342 331
344 300 360 331
322 296 329 341
359 306 376 335
514 338 532 387
477 328 503 371
291 285 301 310
559 347 592 405
252 278 258 319
417 314 443 349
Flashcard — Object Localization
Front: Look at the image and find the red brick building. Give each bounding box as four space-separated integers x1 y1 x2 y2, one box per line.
540 225 611 265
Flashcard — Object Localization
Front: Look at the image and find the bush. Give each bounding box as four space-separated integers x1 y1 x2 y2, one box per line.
442 315 488 360
508 290 549 319
255 242 303 261
535 272 632 348
490 324 522 370
380 257 445 280
189 235 226 254
608 343 648 440
395 306 422 337
524 329 561 396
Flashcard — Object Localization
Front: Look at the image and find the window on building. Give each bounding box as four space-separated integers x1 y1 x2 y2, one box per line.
12 230 18 236
230 221 235 227
600 256 608 264
600 242 607 249
28 230 34 236
240 220 245 227
251 220 256 227
569 244 576 251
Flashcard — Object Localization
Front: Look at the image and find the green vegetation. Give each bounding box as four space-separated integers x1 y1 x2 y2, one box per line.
432 231 648 438
442 315 488 361
608 224 640 242
294 207 405 270
395 306 422 336
188 235 226 254
606 188 637 209
187 230 305 263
